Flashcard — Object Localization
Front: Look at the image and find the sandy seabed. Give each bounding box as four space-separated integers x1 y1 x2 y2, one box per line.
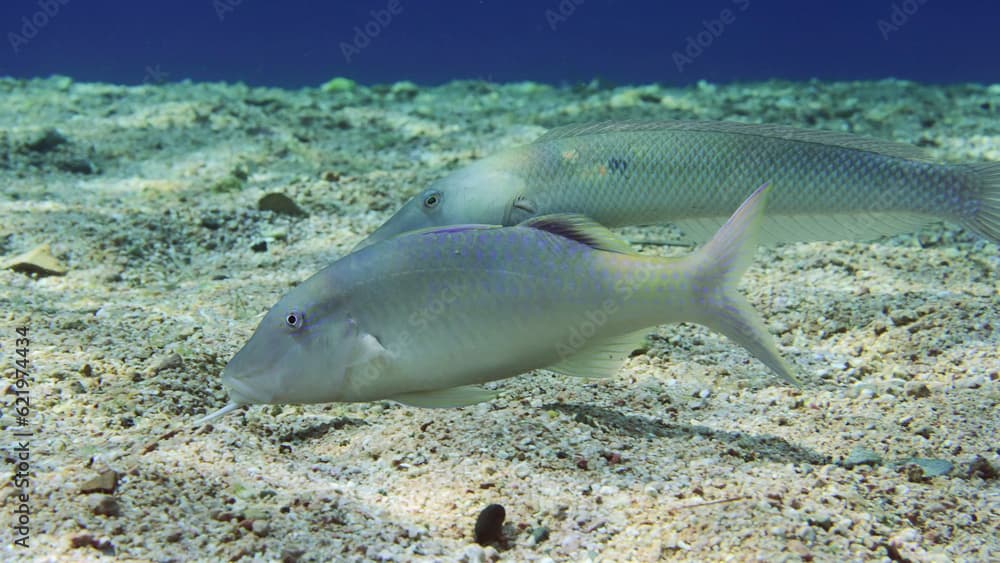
0 76 998 562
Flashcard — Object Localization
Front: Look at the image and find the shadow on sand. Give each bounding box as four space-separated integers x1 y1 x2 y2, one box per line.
545 402 831 465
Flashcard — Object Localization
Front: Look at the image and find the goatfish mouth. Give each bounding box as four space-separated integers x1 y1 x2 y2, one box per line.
191 371 265 426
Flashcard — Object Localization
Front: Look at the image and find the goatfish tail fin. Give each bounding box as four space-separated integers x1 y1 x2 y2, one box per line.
684 182 800 386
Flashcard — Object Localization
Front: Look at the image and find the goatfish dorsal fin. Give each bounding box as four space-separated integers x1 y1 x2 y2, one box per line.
519 214 634 254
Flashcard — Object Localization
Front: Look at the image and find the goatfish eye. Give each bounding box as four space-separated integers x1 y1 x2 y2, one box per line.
285 310 305 331
422 190 442 210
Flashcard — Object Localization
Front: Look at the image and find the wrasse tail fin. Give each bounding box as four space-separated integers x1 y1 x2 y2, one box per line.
965 162 1000 243
687 182 800 386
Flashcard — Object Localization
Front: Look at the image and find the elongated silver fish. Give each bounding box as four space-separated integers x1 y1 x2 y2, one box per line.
358 121 1000 248
198 183 793 423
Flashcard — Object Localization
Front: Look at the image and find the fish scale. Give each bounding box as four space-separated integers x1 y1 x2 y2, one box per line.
358 120 1000 249
533 127 931 222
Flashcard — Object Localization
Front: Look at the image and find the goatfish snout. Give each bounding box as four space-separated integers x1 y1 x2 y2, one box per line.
198 182 795 424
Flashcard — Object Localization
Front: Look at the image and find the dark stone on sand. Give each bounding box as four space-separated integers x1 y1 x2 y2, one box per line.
147 352 183 376
80 470 118 494
474 503 506 546
87 494 122 517
967 456 998 480
902 457 953 478
842 447 882 469
70 534 116 555
2 243 67 277
530 526 550 545
24 128 68 152
56 157 99 174
259 192 307 217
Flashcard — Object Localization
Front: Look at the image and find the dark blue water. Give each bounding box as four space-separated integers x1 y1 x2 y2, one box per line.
1 0 997 87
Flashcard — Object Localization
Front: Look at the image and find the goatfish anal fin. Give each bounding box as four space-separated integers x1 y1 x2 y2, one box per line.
388 385 497 408
545 329 648 379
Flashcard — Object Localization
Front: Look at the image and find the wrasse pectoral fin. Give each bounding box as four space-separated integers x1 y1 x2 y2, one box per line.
513 195 536 214
964 162 1000 242
388 385 497 408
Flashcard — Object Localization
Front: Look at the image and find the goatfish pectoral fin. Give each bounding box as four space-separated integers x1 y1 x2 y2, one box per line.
545 329 648 379
192 402 243 427
687 182 801 387
388 385 497 408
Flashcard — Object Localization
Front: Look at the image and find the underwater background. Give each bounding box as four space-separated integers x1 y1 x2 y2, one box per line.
2 0 999 86
1 1 998 562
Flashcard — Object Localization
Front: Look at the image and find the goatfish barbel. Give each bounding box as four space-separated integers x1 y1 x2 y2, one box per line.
196 183 793 424
357 121 1000 249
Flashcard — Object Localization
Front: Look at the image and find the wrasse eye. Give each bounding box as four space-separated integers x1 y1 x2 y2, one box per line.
285 311 305 330
423 190 442 209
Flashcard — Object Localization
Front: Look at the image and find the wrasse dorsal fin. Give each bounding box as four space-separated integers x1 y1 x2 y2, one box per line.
518 214 634 254
534 120 930 161
416 224 502 236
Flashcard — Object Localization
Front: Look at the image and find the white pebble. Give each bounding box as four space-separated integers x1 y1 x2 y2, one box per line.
461 544 485 563
561 532 582 552
514 462 531 479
